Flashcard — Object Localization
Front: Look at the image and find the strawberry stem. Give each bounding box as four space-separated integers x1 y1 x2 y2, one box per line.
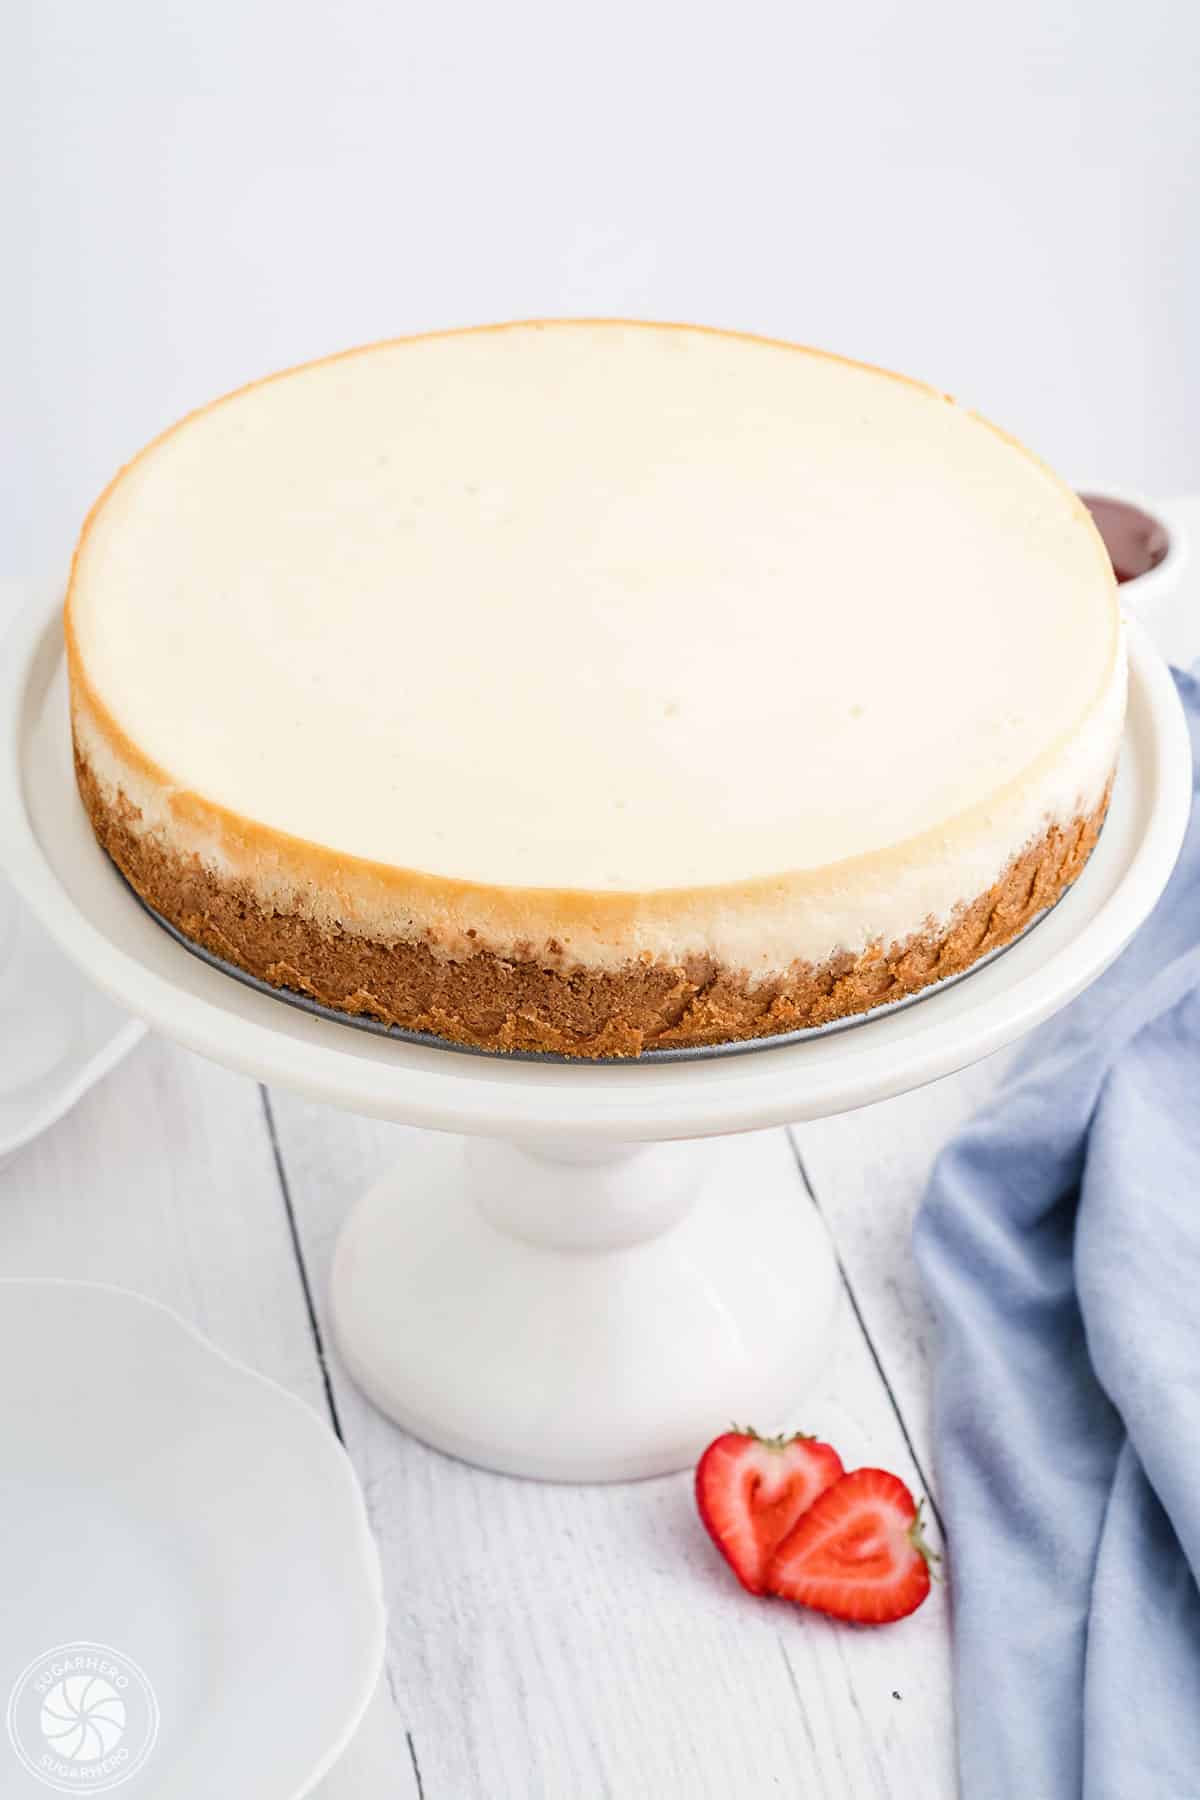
730 1423 815 1451
907 1499 943 1579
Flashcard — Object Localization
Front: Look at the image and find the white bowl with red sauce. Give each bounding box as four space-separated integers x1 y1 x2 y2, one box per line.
1079 489 1195 667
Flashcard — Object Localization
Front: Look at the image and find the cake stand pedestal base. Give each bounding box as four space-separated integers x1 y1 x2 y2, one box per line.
330 1128 841 1482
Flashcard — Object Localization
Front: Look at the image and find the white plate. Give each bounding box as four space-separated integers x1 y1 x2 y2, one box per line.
0 593 1190 1140
0 1280 385 1799
0 875 143 1167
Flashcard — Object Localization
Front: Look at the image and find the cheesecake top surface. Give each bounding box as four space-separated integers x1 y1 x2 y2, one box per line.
68 321 1120 894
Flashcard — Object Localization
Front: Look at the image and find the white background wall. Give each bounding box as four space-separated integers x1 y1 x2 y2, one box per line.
9 0 1200 585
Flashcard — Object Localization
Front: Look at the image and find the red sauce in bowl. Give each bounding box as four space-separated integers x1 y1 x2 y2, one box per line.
1079 494 1170 586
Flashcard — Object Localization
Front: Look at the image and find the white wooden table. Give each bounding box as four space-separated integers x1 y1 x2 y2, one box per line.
3 508 1193 1798
1 1032 1018 1796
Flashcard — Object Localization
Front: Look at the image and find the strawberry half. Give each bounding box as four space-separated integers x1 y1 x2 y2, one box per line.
695 1426 844 1594
766 1467 938 1624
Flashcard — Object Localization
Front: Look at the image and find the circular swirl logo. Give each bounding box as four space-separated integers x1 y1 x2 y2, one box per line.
40 1676 125 1765
6 1644 158 1793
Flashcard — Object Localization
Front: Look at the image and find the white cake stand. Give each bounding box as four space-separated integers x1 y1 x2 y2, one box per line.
2 595 1191 1481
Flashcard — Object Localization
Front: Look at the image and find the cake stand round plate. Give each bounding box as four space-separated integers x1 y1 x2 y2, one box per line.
2 595 1191 1480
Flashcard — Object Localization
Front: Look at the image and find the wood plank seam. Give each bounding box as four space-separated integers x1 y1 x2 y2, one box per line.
787 1128 944 1536
259 1083 345 1444
406 1729 427 1799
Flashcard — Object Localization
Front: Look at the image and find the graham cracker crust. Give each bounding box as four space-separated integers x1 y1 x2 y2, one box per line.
75 746 1110 1059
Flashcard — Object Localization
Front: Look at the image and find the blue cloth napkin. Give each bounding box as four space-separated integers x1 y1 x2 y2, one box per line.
914 667 1200 1800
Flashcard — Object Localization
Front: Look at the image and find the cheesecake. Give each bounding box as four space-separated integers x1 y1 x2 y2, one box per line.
66 321 1124 1056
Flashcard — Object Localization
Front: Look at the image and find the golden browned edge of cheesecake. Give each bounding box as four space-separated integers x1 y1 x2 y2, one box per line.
75 738 1112 1059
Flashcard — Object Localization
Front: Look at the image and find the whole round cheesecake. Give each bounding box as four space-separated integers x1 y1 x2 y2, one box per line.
66 321 1124 1057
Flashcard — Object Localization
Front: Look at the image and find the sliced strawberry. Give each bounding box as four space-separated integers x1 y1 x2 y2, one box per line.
766 1467 937 1624
695 1426 844 1594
